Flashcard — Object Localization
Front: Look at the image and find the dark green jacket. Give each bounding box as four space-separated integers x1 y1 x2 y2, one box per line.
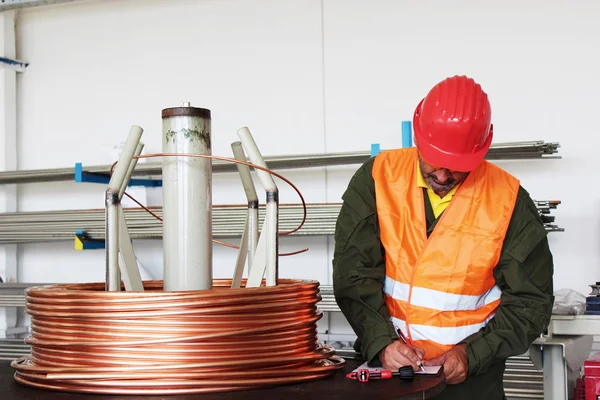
332 157 555 376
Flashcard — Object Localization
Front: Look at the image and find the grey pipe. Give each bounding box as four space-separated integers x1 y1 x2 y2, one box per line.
231 141 259 271
105 126 143 292
0 141 561 185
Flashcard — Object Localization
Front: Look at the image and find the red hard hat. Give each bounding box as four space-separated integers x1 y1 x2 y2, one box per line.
413 75 493 172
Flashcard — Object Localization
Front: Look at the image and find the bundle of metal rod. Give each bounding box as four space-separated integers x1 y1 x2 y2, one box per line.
0 283 42 308
11 279 345 395
0 200 564 245
0 340 31 361
0 294 25 307
0 140 560 185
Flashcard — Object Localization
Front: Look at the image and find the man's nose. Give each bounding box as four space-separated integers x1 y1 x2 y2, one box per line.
433 169 452 183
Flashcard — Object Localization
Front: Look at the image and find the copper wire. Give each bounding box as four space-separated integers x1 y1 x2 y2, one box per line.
111 153 310 256
12 279 345 394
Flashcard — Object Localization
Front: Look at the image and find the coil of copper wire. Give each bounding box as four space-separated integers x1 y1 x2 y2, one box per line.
11 279 345 395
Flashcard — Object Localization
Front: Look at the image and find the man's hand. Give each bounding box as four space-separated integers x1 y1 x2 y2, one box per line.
424 344 468 384
378 341 425 371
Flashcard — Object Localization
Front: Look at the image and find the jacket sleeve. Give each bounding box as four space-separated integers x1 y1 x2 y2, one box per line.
461 187 555 375
332 158 397 363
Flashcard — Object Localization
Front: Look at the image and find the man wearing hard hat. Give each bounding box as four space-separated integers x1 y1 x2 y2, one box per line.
333 75 554 399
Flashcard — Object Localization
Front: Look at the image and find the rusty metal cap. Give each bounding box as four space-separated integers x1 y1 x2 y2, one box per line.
162 103 211 119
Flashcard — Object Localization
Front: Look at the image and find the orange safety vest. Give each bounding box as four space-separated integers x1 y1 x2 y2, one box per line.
372 147 519 360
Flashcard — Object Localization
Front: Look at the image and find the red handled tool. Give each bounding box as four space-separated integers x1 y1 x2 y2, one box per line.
346 366 414 382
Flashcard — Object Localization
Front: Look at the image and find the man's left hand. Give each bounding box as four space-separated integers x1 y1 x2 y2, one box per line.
423 344 468 385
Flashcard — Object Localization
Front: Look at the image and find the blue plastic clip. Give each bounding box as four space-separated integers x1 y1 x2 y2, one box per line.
74 230 105 250
402 121 413 148
371 144 381 157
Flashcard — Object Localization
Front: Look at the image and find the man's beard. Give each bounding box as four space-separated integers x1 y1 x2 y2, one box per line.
424 174 457 195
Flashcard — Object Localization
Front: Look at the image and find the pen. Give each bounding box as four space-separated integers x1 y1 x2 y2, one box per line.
394 325 426 373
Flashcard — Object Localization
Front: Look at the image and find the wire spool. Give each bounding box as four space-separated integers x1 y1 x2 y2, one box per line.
11 279 345 395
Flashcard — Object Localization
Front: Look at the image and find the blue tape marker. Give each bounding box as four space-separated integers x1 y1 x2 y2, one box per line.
402 121 412 148
371 144 381 157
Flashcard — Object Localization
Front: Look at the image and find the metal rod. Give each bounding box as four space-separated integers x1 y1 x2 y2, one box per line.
231 141 259 271
0 202 564 244
162 103 212 291
105 126 143 292
230 218 249 289
119 142 144 199
0 141 561 185
117 142 145 292
105 192 120 291
237 127 279 287
107 126 143 195
117 207 144 292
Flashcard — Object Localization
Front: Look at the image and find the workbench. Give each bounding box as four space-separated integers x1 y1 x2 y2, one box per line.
529 314 600 400
0 359 446 400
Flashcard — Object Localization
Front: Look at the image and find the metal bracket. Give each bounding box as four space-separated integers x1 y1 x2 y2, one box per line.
0 56 28 72
74 163 162 187
74 230 105 250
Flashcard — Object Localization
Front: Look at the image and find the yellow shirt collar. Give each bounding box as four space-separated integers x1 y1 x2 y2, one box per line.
416 162 460 195
416 161 460 217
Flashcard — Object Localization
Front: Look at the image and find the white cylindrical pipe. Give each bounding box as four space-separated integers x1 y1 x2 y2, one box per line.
248 205 259 272
107 126 143 194
105 126 143 292
105 191 120 291
236 127 277 192
263 199 278 286
162 103 212 291
236 127 279 286
231 141 259 269
119 142 144 199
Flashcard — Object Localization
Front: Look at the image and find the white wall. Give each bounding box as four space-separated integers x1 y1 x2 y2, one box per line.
8 0 600 334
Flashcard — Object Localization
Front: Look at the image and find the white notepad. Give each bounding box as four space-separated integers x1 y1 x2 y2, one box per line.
352 361 442 376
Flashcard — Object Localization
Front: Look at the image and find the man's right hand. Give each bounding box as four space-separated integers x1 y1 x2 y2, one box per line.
378 341 425 371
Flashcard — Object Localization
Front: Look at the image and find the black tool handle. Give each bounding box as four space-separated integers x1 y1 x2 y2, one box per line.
397 365 414 381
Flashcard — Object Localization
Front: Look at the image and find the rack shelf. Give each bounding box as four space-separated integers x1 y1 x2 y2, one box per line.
0 141 560 185
0 201 563 245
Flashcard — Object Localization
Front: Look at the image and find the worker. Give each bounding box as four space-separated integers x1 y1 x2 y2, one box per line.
332 75 554 399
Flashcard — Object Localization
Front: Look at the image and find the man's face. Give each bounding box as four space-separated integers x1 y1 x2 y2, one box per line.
418 155 469 197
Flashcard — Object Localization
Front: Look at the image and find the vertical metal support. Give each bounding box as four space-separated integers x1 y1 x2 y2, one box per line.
530 335 593 400
116 142 145 292
118 208 144 291
230 217 249 289
162 103 212 291
119 143 144 198
542 344 567 400
237 127 279 287
105 126 143 292
0 10 17 336
230 141 259 289
105 191 121 291
231 142 259 268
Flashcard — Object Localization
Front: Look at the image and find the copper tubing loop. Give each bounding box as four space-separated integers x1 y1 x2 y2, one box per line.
12 279 346 394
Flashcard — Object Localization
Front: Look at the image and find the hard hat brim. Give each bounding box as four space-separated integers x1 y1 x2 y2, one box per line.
414 129 493 172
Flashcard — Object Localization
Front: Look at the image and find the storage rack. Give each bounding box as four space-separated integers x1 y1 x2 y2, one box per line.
0 140 560 185
0 201 563 245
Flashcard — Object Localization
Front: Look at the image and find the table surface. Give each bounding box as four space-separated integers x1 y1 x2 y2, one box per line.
0 359 446 400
